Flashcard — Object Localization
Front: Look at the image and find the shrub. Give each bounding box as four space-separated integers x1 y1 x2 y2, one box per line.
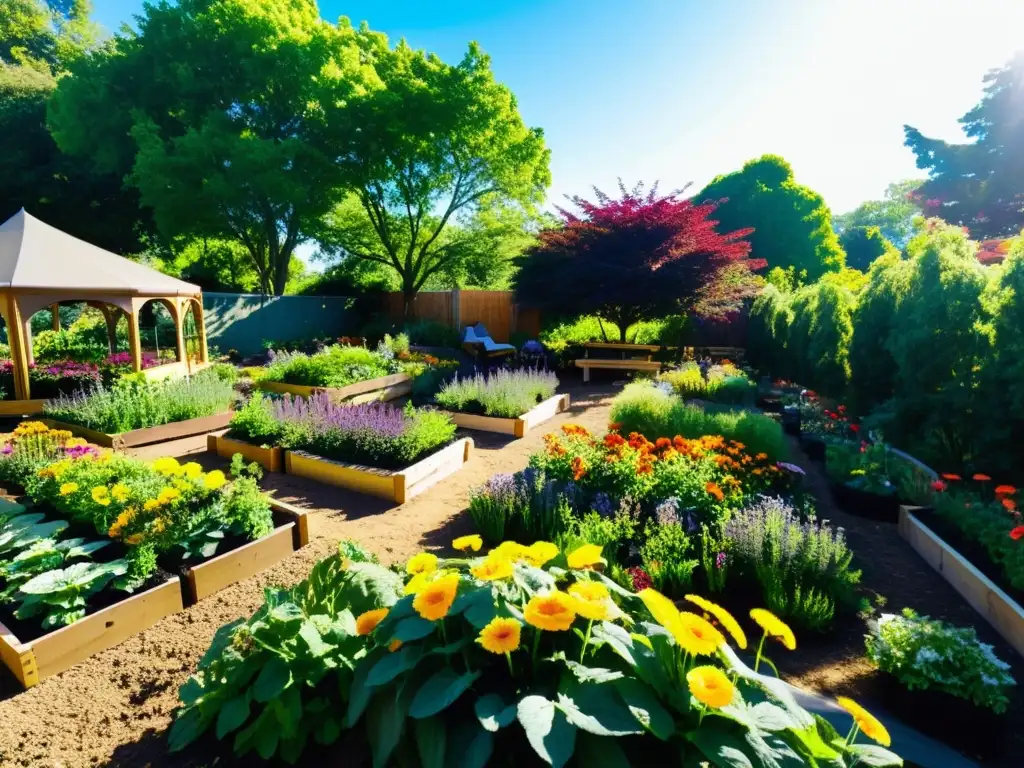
640 517 698 596
171 539 902 766
227 393 283 446
0 360 103 400
467 468 575 545
866 608 1015 713
658 361 755 404
609 381 787 460
723 496 861 632
43 371 235 433
261 344 400 388
404 319 460 349
435 369 558 417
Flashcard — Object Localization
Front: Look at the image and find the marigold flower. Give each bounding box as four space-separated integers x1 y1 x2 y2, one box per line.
152 457 181 475
110 483 130 503
203 469 227 490
996 485 1017 496
91 486 110 506
755 453 768 461
183 462 203 479
566 543 603 570
571 456 587 481
561 423 589 437
675 612 725 656
407 552 439 575
568 581 610 621
126 534 143 545
603 433 626 448
157 487 181 505
849 424 860 433
412 573 459 621
477 617 522 654
941 473 961 481
143 499 160 512
355 608 388 635
1003 498 1017 512
972 473 991 482
59 482 79 496
452 534 482 552
471 556 514 581
685 595 747 650
750 608 796 650
608 422 622 432
930 480 947 492
687 666 735 709
1009 526 1024 541
836 697 891 747
526 541 559 567
705 482 725 502
524 591 577 631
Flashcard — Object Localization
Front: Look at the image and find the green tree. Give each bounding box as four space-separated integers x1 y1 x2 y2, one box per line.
697 154 845 279
833 180 923 248
905 53 1024 239
49 0 365 294
322 32 550 316
838 225 898 272
747 284 794 378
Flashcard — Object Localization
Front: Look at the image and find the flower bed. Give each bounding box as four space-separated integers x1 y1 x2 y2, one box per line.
168 538 902 767
658 360 756 404
435 369 567 436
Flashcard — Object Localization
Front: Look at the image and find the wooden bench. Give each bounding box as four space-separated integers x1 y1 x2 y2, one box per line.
574 358 662 382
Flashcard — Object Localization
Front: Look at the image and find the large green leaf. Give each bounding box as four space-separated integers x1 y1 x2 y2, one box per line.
269 602 304 624
690 721 756 768
55 538 109 560
613 677 674 740
168 707 207 752
445 721 494 768
366 682 413 768
512 563 556 594
367 645 422 687
475 693 516 732
414 715 446 768
720 644 815 729
253 656 292 702
556 685 643 737
409 667 481 719
563 659 625 684
392 616 436 642
215 694 251 739
846 744 904 767
517 695 576 768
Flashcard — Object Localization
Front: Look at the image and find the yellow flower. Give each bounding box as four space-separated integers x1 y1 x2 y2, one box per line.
152 457 180 476
687 666 735 709
404 572 432 595
183 462 203 479
157 487 182 505
566 543 604 570
203 469 227 491
91 486 110 506
406 552 439 575
685 595 747 650
110 483 130 503
59 482 79 497
750 608 796 651
152 517 168 534
355 608 389 636
524 591 577 631
107 507 137 539
126 534 144 545
490 541 531 563
638 588 683 635
675 612 725 656
452 534 483 552
470 556 514 581
837 697 891 747
412 573 459 621
143 499 160 512
568 581 610 621
525 541 559 567
477 617 522 654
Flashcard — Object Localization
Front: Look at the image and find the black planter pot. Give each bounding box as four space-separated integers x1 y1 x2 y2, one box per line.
798 434 826 462
781 408 801 436
877 673 1006 760
829 481 901 523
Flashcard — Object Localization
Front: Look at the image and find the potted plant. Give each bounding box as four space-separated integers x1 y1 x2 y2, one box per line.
826 442 902 522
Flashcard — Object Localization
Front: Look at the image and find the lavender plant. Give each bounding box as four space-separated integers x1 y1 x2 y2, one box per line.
724 495 861 631
435 369 558 418
468 467 576 544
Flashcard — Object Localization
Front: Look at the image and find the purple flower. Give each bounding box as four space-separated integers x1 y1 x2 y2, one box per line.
1 444 12 455
715 551 727 569
591 492 614 517
272 392 408 438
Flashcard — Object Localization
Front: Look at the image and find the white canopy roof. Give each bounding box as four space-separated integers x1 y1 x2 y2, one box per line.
0 209 200 296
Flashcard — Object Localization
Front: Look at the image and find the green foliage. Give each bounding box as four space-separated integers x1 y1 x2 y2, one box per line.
435 369 558 418
467 470 572 545
557 510 638 566
834 180 924 249
609 382 787 460
839 226 899 272
932 487 1024 591
866 608 1015 713
262 345 400 389
639 521 697 596
698 154 846 279
43 369 235 433
657 362 755 405
16 558 128 629
227 393 283 447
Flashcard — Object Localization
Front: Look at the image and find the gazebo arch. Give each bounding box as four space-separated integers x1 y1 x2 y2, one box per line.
0 209 209 404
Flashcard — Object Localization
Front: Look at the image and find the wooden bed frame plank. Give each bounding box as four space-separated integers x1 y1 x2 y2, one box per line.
446 393 570 438
44 412 234 450
0 399 48 417
184 525 295 603
259 373 413 404
208 433 284 472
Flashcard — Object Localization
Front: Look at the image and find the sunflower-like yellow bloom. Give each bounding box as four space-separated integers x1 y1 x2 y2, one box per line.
404 572 432 595
470 556 513 581
675 612 725 656
355 608 389 636
566 543 603 570
568 581 610 621
490 541 531 563
687 666 735 709
59 482 79 497
412 573 459 621
638 588 683 635
203 469 227 491
406 552 439 575
91 486 110 506
157 487 181 505
524 591 577 631
685 595 747 650
525 541 558 567
477 617 522 654
750 608 796 651
837 697 891 747
143 499 160 512
110 483 130 503
452 534 483 552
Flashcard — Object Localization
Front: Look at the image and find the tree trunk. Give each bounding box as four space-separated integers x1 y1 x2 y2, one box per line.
616 317 631 344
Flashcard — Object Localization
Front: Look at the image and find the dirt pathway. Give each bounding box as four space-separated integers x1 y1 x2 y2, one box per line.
0 384 618 768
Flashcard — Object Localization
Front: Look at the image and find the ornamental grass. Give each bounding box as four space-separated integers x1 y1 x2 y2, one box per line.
435 368 558 418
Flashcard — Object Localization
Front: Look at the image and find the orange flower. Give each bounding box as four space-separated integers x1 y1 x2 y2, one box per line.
561 423 590 438
636 455 655 475
973 473 991 482
603 433 626 448
1010 526 1024 541
941 473 962 481
608 422 622 432
1003 498 1017 512
655 437 672 450
705 482 724 502
571 456 587 480
996 485 1017 496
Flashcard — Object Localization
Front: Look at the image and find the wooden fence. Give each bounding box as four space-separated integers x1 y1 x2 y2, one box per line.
382 290 540 343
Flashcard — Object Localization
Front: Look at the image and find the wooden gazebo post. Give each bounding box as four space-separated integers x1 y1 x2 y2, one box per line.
4 295 32 400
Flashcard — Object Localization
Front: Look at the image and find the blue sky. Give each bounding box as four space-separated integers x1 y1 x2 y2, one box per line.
90 0 1024 217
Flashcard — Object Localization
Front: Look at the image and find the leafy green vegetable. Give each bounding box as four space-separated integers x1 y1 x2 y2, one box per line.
16 559 128 629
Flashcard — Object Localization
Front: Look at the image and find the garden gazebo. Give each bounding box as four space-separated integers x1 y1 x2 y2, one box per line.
0 209 208 404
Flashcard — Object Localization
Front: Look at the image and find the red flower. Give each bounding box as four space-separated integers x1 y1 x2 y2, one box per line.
972 473 991 482
930 480 947 492
1009 526 1024 541
995 485 1017 496
608 422 622 432
837 405 846 413
941 473 962 481
828 412 838 421
1003 498 1017 512
849 424 860 433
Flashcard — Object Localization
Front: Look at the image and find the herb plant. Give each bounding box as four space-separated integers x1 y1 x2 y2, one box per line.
435 369 558 418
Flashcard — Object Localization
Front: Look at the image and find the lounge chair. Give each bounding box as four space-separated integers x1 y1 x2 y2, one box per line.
462 323 515 361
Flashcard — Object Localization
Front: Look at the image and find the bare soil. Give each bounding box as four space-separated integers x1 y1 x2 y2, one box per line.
0 383 1019 767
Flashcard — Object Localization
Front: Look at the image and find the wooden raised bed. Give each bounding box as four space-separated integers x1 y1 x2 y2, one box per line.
207 432 283 472
0 577 183 688
285 437 473 504
259 372 413 405
447 394 570 438
182 499 309 603
0 399 48 417
899 505 1024 657
43 411 234 450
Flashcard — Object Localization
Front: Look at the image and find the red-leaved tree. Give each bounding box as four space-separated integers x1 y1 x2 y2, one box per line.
513 181 761 341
